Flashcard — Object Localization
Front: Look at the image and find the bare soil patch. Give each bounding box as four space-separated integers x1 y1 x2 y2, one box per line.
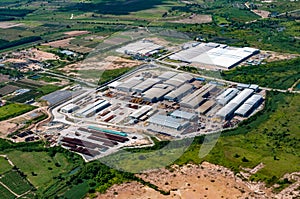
252 10 270 18
42 38 74 48
64 30 90 37
170 14 212 24
0 22 23 29
30 48 59 61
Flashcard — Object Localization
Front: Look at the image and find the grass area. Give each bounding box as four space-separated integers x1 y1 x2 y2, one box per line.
221 57 300 89
37 85 61 95
6 151 72 191
0 184 15 199
0 170 32 195
98 67 133 85
62 181 89 199
102 91 300 187
0 157 12 174
0 103 35 121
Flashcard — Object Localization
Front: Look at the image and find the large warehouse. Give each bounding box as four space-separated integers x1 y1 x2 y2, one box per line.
169 42 259 69
116 40 163 56
142 84 173 102
216 88 239 105
116 77 143 92
235 94 263 117
216 88 254 120
180 84 216 109
132 78 161 93
164 73 194 88
164 83 193 102
148 114 190 130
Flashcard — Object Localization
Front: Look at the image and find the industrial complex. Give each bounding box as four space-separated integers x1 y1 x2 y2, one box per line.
51 64 265 161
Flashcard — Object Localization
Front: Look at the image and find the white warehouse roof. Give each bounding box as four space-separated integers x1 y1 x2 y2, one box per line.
171 110 197 120
216 88 239 105
132 78 161 93
164 83 193 102
235 94 263 116
130 105 153 119
116 40 163 55
148 114 190 130
157 71 178 80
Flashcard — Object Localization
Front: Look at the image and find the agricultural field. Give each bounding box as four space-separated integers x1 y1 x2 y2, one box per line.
0 157 12 174
0 103 35 121
0 184 15 199
0 170 32 195
6 151 73 190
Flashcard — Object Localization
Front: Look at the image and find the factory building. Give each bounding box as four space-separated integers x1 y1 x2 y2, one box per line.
81 101 111 118
61 103 79 113
216 88 239 105
116 77 143 92
169 42 259 69
170 110 197 120
157 71 178 80
235 94 263 117
148 114 190 130
216 88 254 120
142 85 173 103
164 83 193 102
129 105 153 119
197 100 216 115
76 100 110 118
131 78 161 93
164 73 194 88
116 40 163 56
180 84 216 109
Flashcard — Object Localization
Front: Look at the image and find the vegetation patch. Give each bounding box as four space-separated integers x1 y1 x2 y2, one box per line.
0 170 32 195
0 103 35 121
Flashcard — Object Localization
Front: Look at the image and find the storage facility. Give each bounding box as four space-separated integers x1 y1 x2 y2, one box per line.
235 94 263 117
197 100 216 114
116 40 163 56
61 103 79 113
164 73 194 88
216 88 239 105
170 110 197 120
132 78 161 93
180 84 216 108
142 85 173 102
148 114 190 130
129 105 153 119
164 83 193 102
76 100 110 118
216 88 254 120
116 77 143 92
157 71 178 80
169 42 259 69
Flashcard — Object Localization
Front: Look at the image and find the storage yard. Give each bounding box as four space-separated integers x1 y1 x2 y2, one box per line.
53 65 265 161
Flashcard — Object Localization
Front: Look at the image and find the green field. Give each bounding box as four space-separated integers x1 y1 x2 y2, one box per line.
221 57 300 89
6 151 72 190
0 184 15 199
0 157 12 174
0 103 35 121
0 170 32 195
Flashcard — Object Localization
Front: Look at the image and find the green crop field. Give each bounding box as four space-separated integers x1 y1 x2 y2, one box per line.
6 151 73 190
0 184 15 199
0 157 12 174
0 103 35 121
0 170 32 195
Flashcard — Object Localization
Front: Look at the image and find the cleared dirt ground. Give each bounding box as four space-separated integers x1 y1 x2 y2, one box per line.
0 22 23 29
170 14 212 24
97 162 274 199
42 38 75 48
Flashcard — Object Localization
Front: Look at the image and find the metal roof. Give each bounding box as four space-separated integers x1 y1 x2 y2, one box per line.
143 86 173 102
216 89 254 119
132 78 161 93
61 103 79 112
148 114 189 130
116 77 143 92
216 88 239 105
235 94 263 116
157 71 178 80
170 110 196 120
197 100 216 114
129 105 153 119
164 83 193 101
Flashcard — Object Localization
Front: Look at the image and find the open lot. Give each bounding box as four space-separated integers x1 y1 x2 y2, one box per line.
0 157 12 174
0 184 15 199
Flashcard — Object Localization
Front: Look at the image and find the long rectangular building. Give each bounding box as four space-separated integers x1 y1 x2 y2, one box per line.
216 88 239 105
148 114 190 130
129 105 153 119
76 100 105 117
235 94 263 117
143 85 173 103
132 78 161 93
216 88 254 120
164 83 193 102
116 77 143 92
